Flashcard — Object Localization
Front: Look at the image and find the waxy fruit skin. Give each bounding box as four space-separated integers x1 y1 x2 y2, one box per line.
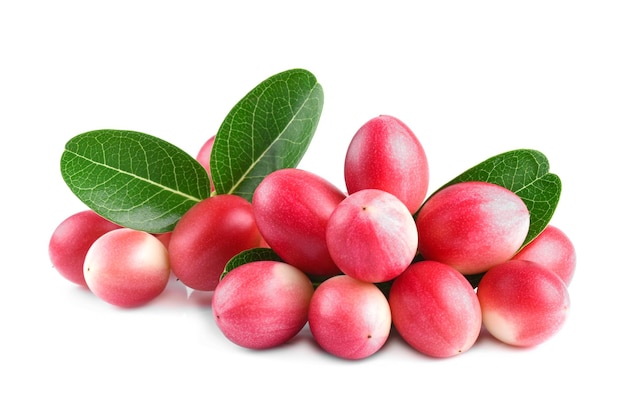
83 228 170 308
49 210 122 287
416 181 530 275
212 261 314 350
344 115 429 214
253 168 346 276
308 275 392 360
168 194 262 291
512 225 576 286
326 188 418 283
195 135 215 191
389 260 482 358
477 259 570 347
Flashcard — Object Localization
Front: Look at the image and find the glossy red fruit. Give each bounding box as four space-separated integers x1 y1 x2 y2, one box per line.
83 228 170 308
416 181 530 275
512 225 576 286
477 259 570 347
344 115 429 214
49 210 122 286
326 188 418 283
212 261 314 349
308 275 392 360
196 135 215 191
389 261 482 358
252 168 346 276
168 194 262 291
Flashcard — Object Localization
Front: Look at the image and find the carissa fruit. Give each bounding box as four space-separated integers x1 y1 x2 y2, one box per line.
326 188 418 283
344 115 429 214
389 260 482 358
83 228 170 308
477 259 570 347
252 168 346 276
212 260 314 350
416 181 530 275
49 210 122 287
308 275 392 360
512 225 576 286
168 194 262 291
196 135 215 191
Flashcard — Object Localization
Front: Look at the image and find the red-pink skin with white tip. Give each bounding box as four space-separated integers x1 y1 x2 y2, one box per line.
477 259 570 347
83 228 170 308
344 115 429 214
326 188 418 283
49 210 122 287
252 168 346 276
416 181 530 275
212 261 314 350
308 275 392 360
168 194 261 291
196 135 215 191
389 260 482 358
512 225 576 286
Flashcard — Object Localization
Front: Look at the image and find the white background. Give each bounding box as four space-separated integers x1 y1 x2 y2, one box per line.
2 1 624 416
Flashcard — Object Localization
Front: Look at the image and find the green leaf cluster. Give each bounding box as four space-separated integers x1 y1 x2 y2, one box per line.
60 68 323 233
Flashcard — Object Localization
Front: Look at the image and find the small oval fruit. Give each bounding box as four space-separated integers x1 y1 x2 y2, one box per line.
344 115 429 214
416 181 530 275
196 135 215 191
212 261 314 350
326 188 418 283
252 168 346 276
389 260 482 358
83 228 170 308
477 259 570 347
168 194 262 291
308 275 392 360
49 210 122 287
512 225 576 286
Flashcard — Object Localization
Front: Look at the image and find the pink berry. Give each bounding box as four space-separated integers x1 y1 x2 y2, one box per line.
308 275 392 360
83 228 170 308
168 194 262 291
512 225 576 286
416 181 530 275
389 261 482 358
49 210 121 287
212 261 314 349
344 115 429 214
196 135 215 191
252 168 346 276
477 259 570 347
326 189 418 283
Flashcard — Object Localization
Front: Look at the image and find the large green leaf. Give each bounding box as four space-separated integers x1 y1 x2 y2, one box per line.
210 68 324 201
431 148 561 248
61 129 212 233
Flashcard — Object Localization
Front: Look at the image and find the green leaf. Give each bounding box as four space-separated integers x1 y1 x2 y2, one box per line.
211 68 324 201
220 247 283 280
431 148 561 248
61 129 212 233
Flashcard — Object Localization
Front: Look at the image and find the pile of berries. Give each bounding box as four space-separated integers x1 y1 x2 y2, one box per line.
49 115 575 360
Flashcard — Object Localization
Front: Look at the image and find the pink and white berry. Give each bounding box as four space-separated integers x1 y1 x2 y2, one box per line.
389 260 482 358
477 259 570 347
326 188 418 283
308 275 392 360
512 224 576 286
83 228 170 308
416 181 530 275
212 261 314 350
